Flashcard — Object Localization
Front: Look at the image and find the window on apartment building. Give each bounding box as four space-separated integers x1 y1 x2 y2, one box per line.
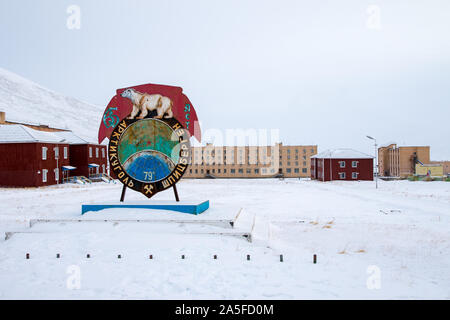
295 156 298 160
294 168 299 173
352 161 358 168
295 161 299 166
102 164 105 173
254 169 259 174
54 168 59 182
246 169 251 174
218 169 221 173
238 169 243 173
189 169 192 173
339 161 346 168
287 162 291 166
102 148 105 158
64 147 68 159
287 155 291 160
223 169 227 173
231 169 235 173
201 169 204 174
96 148 99 158
42 147 47 160
339 172 346 179
89 147 92 158
54 147 59 159
303 156 306 160
42 169 48 182
212 169 215 173
303 161 306 166
352 172 358 179
195 169 198 174
287 168 291 173
295 149 298 153
303 149 306 153
302 168 307 173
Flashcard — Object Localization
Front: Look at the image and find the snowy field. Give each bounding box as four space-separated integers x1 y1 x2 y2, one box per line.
0 178 449 299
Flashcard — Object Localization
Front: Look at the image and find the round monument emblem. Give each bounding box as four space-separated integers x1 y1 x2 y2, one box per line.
108 117 191 198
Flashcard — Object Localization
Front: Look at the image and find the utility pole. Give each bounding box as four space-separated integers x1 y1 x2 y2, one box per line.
366 135 378 189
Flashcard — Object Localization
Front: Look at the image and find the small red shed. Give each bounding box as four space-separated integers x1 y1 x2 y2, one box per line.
0 125 70 187
311 149 374 181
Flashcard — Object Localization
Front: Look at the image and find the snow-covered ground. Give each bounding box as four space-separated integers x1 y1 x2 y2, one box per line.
0 179 449 299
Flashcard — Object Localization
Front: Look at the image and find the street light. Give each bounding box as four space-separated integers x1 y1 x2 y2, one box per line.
366 135 378 189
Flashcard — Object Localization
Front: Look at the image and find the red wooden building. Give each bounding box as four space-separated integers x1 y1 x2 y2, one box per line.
55 131 108 179
0 125 70 187
310 149 374 181
0 125 109 187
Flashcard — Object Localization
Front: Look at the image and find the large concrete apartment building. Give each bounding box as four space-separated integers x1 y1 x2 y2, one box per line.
378 143 450 177
184 143 317 178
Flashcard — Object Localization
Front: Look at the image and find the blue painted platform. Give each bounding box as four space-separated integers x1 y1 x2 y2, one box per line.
81 200 209 215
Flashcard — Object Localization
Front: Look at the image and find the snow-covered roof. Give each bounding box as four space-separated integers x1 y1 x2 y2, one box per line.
0 125 66 143
311 148 374 159
54 131 89 144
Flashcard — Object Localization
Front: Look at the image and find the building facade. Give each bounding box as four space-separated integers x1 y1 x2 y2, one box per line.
378 144 449 177
0 125 70 187
310 149 374 182
55 131 108 179
0 119 108 187
183 143 317 178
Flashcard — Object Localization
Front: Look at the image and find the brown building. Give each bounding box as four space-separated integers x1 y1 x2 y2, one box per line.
0 125 70 187
183 143 317 178
55 131 108 180
310 149 374 181
0 110 110 186
378 143 449 177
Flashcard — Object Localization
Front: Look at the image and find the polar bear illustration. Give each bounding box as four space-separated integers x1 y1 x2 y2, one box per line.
121 88 173 120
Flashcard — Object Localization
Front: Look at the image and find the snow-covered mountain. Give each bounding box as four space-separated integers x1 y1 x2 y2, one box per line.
0 67 104 143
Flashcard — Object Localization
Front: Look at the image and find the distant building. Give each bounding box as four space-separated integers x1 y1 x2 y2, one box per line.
310 149 374 181
415 163 444 177
183 143 317 178
378 144 449 177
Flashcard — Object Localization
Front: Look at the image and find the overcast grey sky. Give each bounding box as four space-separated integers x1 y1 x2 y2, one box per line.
1 0 449 159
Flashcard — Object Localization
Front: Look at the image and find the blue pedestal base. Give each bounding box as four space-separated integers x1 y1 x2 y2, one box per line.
81 200 209 215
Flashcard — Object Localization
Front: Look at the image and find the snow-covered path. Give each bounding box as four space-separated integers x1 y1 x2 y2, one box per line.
0 179 449 299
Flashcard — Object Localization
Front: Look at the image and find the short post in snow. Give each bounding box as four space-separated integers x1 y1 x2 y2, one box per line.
313 254 317 264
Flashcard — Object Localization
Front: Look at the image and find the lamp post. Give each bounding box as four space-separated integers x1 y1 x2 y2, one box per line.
366 135 378 189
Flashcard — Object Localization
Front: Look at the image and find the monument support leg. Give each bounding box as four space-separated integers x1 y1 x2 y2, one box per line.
173 185 180 202
120 185 127 202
